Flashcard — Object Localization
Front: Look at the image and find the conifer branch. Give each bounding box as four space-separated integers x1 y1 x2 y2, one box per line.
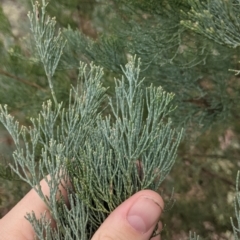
0 56 182 239
28 0 66 105
231 171 240 239
180 0 240 48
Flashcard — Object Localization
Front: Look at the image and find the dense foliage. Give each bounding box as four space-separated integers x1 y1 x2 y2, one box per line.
1 0 240 239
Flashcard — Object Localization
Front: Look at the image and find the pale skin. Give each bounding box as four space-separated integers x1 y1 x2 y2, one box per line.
0 177 164 240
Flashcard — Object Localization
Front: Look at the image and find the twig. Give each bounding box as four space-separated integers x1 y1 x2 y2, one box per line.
201 166 235 187
191 154 239 160
0 69 45 90
183 157 235 188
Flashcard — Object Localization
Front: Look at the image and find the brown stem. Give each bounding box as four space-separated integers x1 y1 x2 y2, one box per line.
0 69 45 90
191 154 238 160
201 166 235 187
183 157 235 188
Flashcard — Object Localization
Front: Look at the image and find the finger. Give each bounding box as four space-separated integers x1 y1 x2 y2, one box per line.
0 176 68 240
151 221 162 240
92 189 164 240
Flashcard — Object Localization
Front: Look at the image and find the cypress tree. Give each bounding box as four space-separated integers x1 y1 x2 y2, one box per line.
1 0 240 239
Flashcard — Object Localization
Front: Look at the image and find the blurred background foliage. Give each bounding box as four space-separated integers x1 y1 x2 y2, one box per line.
1 0 240 239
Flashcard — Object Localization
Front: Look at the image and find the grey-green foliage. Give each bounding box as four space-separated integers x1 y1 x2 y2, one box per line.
61 0 240 130
0 54 182 240
189 232 200 240
181 0 240 48
28 0 66 105
231 171 240 239
0 1 182 238
0 1 58 117
56 0 240 238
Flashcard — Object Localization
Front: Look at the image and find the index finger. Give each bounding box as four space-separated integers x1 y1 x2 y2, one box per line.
0 176 68 240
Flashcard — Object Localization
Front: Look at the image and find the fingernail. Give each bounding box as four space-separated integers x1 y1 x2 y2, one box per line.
127 196 162 234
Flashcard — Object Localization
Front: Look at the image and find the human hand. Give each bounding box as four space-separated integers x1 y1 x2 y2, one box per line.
0 178 164 240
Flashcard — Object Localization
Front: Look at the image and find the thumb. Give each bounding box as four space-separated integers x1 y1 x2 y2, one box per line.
91 190 164 240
